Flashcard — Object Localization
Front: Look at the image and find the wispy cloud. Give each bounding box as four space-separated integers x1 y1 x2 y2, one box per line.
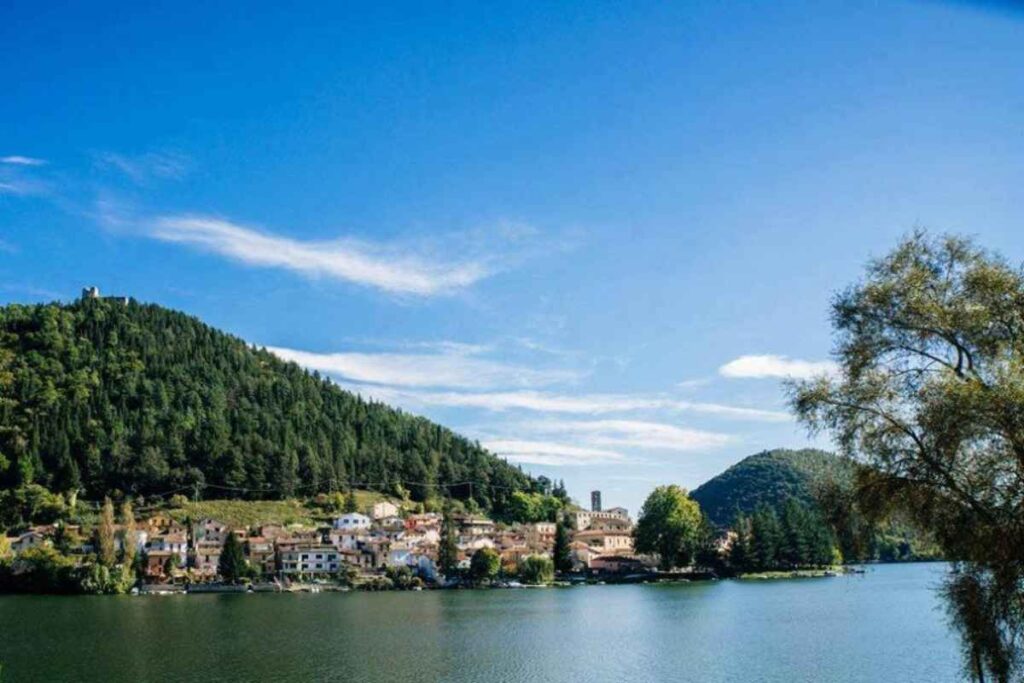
1 155 47 166
719 354 837 380
482 418 731 466
482 439 627 466
151 216 495 296
517 418 732 451
98 151 189 183
268 345 580 390
333 385 789 421
0 180 48 196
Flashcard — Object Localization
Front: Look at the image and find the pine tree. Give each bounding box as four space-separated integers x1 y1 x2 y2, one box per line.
552 519 572 573
218 532 247 583
344 490 359 514
750 505 781 571
96 496 116 568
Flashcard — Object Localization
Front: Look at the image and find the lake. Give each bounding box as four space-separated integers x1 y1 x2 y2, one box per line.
0 563 962 682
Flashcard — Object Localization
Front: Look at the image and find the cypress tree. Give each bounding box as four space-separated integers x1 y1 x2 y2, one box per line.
438 506 459 577
218 531 247 583
552 519 572 573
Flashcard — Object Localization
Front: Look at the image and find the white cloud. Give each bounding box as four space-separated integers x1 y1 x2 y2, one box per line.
519 419 732 451
268 346 579 390
1 156 46 166
482 439 626 466
152 216 493 296
98 151 189 182
331 386 789 421
719 354 837 380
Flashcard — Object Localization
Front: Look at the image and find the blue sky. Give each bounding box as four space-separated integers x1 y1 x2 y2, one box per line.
2 0 1022 514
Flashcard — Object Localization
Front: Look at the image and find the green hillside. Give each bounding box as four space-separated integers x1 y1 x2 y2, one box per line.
0 296 536 515
692 448 941 562
691 448 847 528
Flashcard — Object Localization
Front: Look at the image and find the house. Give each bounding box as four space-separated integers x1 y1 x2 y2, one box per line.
148 532 188 564
566 509 631 531
332 513 371 532
371 501 400 520
404 513 442 532
145 550 176 579
455 515 495 537
193 519 229 546
524 522 556 552
279 546 342 575
573 528 634 556
244 537 276 575
376 516 406 533
11 531 49 554
191 540 223 576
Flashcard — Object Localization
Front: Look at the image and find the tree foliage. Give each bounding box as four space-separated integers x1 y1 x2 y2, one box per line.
0 299 537 516
552 520 572 573
518 555 554 585
634 485 704 570
218 531 247 583
790 233 1024 682
469 547 500 583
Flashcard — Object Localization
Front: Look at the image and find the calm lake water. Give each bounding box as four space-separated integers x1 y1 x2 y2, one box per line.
0 563 961 682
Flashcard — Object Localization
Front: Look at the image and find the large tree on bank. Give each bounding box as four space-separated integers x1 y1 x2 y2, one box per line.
634 485 704 570
790 233 1024 683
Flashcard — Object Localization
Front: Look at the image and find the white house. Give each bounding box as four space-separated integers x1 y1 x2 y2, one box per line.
280 546 342 574
371 501 400 520
332 513 371 532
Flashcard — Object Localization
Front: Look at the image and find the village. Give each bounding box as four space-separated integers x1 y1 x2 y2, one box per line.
5 490 657 592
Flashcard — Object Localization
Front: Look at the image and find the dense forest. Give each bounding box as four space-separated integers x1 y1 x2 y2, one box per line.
0 296 539 515
691 448 843 527
692 449 941 563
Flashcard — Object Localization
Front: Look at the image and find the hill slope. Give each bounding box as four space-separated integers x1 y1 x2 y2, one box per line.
0 296 535 514
691 448 849 528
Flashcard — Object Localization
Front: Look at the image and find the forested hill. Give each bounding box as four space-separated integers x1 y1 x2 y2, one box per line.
691 448 848 528
0 296 536 514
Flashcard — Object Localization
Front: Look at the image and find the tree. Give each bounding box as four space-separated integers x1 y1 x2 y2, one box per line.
790 233 1024 682
119 499 137 567
469 547 500 584
343 490 359 514
218 532 247 583
519 555 554 585
749 505 781 571
552 520 573 573
634 485 705 570
438 507 459 577
95 497 116 568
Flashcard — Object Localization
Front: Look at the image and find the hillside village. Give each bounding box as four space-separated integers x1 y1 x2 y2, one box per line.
5 492 648 591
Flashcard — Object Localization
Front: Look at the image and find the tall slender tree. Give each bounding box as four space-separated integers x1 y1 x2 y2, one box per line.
218 532 247 583
552 519 573 573
96 497 116 568
119 499 137 568
438 506 459 577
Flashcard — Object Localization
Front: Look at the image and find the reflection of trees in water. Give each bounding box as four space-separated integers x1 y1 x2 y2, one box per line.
789 233 1024 682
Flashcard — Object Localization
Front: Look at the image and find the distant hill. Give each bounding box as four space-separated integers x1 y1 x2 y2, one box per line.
691 448 850 528
0 296 536 515
692 448 941 562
